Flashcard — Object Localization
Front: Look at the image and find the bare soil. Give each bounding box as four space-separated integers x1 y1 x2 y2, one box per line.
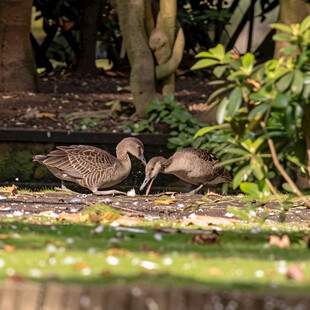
0 191 309 224
0 72 211 133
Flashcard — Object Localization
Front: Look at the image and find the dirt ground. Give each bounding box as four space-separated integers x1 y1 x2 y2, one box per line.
0 191 309 224
0 71 214 133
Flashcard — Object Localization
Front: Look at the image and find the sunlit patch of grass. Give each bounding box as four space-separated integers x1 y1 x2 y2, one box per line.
0 221 309 293
82 204 121 216
18 188 73 195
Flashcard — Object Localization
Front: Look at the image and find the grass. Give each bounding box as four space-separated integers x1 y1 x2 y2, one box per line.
0 217 309 294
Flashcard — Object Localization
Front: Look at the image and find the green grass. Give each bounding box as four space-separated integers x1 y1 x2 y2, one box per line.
0 219 309 294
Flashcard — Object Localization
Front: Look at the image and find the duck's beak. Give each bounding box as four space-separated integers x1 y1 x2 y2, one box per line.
139 154 147 166
140 174 155 196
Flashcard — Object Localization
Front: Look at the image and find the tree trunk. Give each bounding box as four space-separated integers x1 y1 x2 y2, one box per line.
74 0 103 76
116 0 157 117
0 0 38 92
303 105 310 188
274 0 310 57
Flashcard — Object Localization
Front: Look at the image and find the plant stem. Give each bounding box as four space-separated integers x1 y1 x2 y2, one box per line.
260 121 310 208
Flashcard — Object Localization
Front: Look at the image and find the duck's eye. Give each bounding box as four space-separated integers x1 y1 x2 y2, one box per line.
151 168 154 171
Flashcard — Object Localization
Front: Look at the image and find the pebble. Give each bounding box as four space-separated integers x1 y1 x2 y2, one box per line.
70 198 83 204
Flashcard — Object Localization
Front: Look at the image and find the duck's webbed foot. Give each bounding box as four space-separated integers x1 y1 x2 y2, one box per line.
55 181 71 192
189 184 204 194
92 190 127 196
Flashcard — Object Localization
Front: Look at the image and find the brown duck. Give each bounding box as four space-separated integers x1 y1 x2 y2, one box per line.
140 148 232 195
34 137 146 195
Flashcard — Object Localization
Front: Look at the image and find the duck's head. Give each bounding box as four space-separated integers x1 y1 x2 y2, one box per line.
118 137 146 165
140 156 166 195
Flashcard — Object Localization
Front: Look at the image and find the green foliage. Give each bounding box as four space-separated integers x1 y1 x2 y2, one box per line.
191 15 310 199
122 94 206 149
73 118 100 131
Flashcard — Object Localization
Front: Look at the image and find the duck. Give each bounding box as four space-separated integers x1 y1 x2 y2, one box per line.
140 148 232 195
33 137 146 195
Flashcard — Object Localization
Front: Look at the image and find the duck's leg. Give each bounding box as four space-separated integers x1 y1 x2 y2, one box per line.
189 184 204 194
92 190 127 196
55 180 71 192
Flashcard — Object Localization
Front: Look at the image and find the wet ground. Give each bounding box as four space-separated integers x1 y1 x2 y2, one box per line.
0 191 309 224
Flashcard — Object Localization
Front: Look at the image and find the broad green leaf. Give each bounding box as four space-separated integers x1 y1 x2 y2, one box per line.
240 182 260 196
226 148 249 156
195 51 221 59
249 88 270 101
220 155 250 166
240 139 253 153
272 92 289 108
227 87 243 117
208 80 226 85
209 44 225 60
216 97 229 124
194 124 228 139
281 45 298 55
286 155 306 169
276 71 294 92
207 85 234 105
250 157 264 180
242 53 255 72
270 23 292 33
191 59 219 70
233 165 252 189
248 102 269 120
227 70 247 81
252 136 265 152
272 33 293 41
282 182 295 193
303 83 310 99
300 15 310 33
291 70 304 95
213 65 227 78
284 105 295 135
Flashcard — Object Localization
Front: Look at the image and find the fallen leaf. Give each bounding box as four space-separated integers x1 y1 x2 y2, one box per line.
206 192 221 197
4 184 18 195
4 245 16 252
105 248 131 256
6 274 25 282
209 267 222 276
115 215 142 226
58 213 80 223
100 212 121 224
0 234 9 239
181 215 236 227
269 235 290 248
153 199 175 205
192 233 219 245
35 112 56 119
286 264 304 282
2 95 12 99
74 262 89 270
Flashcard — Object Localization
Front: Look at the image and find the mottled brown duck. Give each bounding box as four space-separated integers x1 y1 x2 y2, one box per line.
34 137 146 195
140 148 232 195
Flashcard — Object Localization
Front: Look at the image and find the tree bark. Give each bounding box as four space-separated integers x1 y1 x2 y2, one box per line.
274 0 310 57
74 0 103 76
0 0 38 92
116 0 157 117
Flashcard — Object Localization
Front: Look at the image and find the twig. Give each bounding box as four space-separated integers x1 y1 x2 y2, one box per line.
260 121 310 208
264 178 280 199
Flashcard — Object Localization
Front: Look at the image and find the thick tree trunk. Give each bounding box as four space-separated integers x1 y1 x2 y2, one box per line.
274 0 310 57
116 0 157 117
0 0 38 92
74 0 103 76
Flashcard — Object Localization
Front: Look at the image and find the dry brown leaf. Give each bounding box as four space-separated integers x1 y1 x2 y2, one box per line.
153 199 175 205
74 262 89 270
286 264 304 282
269 235 290 248
35 112 56 119
115 215 142 226
4 245 16 252
192 233 219 245
2 95 12 99
105 248 131 256
6 274 26 282
58 213 80 223
209 267 222 276
206 192 221 197
0 234 9 239
4 184 18 195
100 212 121 223
181 215 236 227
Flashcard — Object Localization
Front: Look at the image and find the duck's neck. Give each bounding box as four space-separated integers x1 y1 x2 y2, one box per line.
158 157 169 174
116 147 131 169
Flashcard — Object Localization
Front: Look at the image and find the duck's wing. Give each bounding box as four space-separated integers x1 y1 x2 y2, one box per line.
43 145 117 179
174 148 220 164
